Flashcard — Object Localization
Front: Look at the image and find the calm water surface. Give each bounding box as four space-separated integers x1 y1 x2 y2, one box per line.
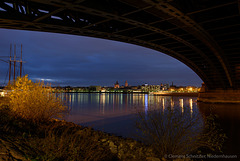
64 93 240 157
64 93 198 137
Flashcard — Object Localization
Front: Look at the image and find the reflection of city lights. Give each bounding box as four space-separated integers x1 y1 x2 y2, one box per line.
120 94 123 105
107 94 109 105
112 95 115 111
180 99 183 113
78 93 80 104
162 98 165 111
69 94 72 104
171 98 174 109
189 98 193 117
145 94 148 113
96 93 99 104
72 93 75 103
100 93 106 114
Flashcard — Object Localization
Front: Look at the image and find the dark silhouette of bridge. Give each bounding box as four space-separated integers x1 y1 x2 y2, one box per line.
0 0 240 102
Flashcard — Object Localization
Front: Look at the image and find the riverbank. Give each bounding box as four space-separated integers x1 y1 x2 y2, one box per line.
0 104 161 161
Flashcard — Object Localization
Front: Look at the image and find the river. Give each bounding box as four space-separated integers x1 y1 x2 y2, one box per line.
63 93 240 158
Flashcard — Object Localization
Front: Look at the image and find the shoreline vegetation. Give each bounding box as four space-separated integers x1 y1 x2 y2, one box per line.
0 76 225 161
0 109 159 161
0 76 160 161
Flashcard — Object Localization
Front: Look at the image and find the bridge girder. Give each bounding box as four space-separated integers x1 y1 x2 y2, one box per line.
0 0 239 90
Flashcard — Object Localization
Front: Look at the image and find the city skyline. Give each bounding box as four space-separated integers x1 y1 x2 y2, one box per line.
0 28 203 87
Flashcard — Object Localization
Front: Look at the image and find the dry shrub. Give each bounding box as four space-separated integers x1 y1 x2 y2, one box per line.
26 122 118 161
6 75 68 123
136 107 226 158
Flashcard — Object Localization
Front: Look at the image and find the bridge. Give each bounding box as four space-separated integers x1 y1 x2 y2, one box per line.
0 0 240 102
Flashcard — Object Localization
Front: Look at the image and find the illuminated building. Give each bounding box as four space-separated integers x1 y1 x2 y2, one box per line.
125 80 128 87
141 84 160 92
114 81 120 88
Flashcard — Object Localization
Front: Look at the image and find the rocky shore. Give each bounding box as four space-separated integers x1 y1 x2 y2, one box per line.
0 116 161 161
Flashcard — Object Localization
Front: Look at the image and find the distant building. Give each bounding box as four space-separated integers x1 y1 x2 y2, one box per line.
89 86 101 92
125 80 128 87
141 84 160 92
131 86 138 90
161 83 169 90
101 87 106 92
168 85 200 92
169 86 176 92
114 81 120 88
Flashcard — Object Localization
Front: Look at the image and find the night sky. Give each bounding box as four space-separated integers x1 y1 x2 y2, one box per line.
0 28 202 87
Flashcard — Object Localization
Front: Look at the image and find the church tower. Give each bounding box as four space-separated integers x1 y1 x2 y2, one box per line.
114 81 120 88
125 80 128 87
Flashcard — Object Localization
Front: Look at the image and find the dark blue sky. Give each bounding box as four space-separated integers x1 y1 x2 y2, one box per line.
0 28 202 87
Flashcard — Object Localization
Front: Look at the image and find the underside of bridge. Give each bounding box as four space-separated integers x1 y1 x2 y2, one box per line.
0 0 240 94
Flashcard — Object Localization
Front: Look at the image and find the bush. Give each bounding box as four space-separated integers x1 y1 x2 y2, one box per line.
24 122 118 161
6 75 68 123
136 107 226 158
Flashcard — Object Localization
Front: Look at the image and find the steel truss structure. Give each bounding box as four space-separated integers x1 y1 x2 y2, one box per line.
0 0 239 89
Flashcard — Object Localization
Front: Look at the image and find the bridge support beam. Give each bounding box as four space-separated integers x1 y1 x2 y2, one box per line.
198 83 240 103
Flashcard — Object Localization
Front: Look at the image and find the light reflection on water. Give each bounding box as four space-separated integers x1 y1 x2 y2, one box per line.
61 93 240 156
63 93 198 137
